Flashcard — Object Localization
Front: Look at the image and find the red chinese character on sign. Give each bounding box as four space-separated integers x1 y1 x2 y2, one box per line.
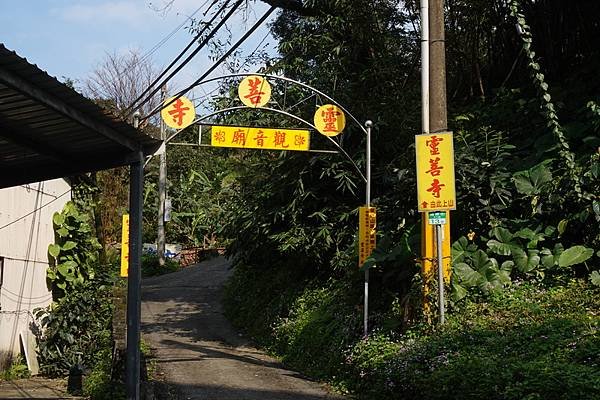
294 135 306 146
253 130 268 147
427 178 445 198
214 130 226 143
321 107 341 133
244 77 267 106
426 157 443 176
426 135 444 155
232 129 247 145
167 98 190 127
274 131 289 148
422 201 428 209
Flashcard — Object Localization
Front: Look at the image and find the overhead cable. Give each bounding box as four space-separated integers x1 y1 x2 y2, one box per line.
0 189 71 232
141 5 277 122
137 0 210 66
126 0 239 116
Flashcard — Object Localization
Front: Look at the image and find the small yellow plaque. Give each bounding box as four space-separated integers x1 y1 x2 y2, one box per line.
358 207 376 267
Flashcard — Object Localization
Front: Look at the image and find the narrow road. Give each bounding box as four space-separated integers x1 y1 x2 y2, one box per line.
141 257 343 400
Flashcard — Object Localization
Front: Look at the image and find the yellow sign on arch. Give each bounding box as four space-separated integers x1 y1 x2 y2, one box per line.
211 125 310 152
238 75 272 108
161 96 196 130
314 104 346 136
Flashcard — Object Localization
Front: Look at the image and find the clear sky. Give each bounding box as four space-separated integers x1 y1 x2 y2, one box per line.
0 0 277 94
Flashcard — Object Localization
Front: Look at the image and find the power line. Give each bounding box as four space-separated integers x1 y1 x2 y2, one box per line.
128 0 240 115
138 0 210 66
141 5 277 122
0 189 71 232
126 0 240 116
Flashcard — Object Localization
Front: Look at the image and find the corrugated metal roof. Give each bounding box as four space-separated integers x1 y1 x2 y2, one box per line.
0 43 161 188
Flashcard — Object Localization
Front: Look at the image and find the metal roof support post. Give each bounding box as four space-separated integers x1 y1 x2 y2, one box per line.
126 114 144 400
126 153 143 400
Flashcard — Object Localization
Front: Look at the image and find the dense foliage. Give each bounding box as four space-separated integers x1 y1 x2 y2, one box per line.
34 196 126 399
46 201 102 300
217 0 600 398
123 0 600 398
36 201 117 379
227 274 599 399
348 282 600 400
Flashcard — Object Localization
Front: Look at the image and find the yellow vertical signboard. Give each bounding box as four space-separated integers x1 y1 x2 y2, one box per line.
120 214 129 277
358 207 377 267
415 132 456 211
416 133 455 310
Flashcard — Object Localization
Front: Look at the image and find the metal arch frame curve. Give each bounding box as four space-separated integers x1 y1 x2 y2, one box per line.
165 105 366 183
191 73 369 136
156 73 375 337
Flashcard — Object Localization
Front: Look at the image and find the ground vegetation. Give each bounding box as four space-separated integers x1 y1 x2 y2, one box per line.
213 0 600 398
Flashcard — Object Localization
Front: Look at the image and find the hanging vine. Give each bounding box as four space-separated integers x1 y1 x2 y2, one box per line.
509 0 586 200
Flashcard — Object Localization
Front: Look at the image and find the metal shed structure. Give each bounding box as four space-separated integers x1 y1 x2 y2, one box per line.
0 43 159 399
0 44 159 188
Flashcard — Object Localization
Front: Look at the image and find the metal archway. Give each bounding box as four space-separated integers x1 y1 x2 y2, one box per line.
153 72 375 337
165 105 366 183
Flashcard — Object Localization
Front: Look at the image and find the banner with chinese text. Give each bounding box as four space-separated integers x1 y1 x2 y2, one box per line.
359 206 376 267
415 132 456 212
211 126 310 151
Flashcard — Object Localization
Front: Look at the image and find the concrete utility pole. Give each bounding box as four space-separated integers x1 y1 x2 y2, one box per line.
429 0 450 324
158 86 167 266
429 0 447 133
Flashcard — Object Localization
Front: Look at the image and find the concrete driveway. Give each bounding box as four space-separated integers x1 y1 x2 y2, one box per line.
141 257 343 400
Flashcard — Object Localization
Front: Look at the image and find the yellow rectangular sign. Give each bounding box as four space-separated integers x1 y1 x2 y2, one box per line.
211 125 310 151
415 132 457 212
359 207 376 267
120 214 129 277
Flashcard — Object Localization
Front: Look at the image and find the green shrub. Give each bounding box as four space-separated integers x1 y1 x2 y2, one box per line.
224 262 307 344
272 283 360 379
141 254 180 277
35 272 116 377
0 355 30 381
346 281 600 399
82 331 125 400
47 201 102 301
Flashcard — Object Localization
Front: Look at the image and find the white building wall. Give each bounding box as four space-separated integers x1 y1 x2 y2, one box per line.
0 179 71 360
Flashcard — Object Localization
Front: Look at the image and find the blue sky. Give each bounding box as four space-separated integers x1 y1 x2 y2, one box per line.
0 0 277 92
